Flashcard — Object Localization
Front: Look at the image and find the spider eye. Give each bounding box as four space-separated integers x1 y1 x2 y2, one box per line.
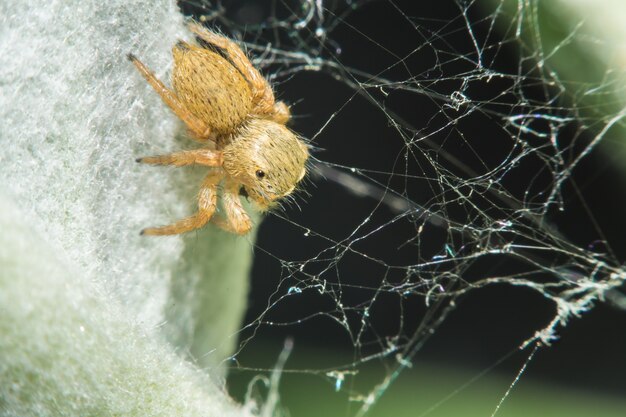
255 169 266 179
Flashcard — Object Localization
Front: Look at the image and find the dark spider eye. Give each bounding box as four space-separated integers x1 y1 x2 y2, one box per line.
255 169 266 179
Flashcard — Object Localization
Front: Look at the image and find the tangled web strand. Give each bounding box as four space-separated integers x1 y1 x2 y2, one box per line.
182 0 626 414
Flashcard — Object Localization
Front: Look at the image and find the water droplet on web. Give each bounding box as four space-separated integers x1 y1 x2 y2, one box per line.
327 371 345 392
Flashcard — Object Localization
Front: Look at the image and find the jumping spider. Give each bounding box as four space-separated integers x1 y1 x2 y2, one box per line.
129 22 309 236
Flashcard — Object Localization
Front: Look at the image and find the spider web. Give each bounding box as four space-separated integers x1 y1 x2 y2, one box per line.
180 1 626 415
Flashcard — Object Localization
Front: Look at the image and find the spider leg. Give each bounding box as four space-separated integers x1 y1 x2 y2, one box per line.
210 178 252 235
187 22 281 120
128 53 213 140
141 170 222 236
271 101 291 125
137 149 222 167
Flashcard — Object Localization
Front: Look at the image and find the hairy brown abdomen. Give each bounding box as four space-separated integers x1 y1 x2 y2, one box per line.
172 43 253 136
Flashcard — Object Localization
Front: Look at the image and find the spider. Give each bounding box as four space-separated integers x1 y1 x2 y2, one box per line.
129 22 309 236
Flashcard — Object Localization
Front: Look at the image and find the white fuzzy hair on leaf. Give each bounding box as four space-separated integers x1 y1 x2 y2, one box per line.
0 0 260 415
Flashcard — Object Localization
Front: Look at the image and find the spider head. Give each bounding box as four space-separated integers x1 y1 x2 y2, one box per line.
223 118 309 211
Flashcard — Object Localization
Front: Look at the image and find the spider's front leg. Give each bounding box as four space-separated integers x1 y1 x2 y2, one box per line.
210 178 253 235
128 53 212 140
137 149 222 167
141 170 223 236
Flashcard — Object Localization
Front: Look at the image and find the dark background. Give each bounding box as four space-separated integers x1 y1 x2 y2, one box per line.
182 0 626 400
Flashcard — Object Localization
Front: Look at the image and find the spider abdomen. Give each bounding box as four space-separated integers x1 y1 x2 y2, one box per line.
172 43 253 135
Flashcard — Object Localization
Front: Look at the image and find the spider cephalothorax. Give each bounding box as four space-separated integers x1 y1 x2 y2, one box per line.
129 22 308 235
222 119 308 210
